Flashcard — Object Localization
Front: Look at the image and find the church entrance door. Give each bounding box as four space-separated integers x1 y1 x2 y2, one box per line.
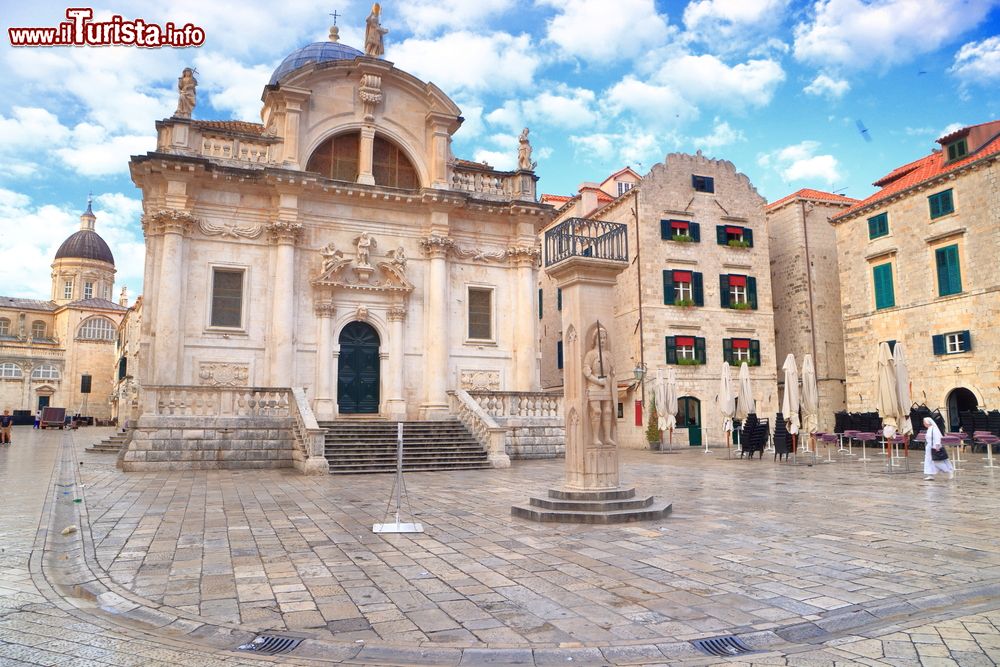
338 321 380 414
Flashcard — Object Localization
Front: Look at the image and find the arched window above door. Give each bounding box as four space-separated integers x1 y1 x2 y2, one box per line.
306 132 419 190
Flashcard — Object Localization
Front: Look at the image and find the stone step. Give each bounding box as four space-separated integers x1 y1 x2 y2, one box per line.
526 495 655 512
329 462 491 474
323 418 487 474
325 449 487 459
323 435 478 443
510 501 672 524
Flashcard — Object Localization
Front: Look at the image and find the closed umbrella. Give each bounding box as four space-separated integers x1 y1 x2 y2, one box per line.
893 343 913 436
876 341 900 434
654 368 667 450
666 368 678 449
736 362 756 421
801 354 819 452
716 362 735 455
781 354 801 451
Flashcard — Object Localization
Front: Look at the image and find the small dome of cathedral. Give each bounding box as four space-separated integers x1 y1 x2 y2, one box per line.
54 199 115 265
269 41 364 86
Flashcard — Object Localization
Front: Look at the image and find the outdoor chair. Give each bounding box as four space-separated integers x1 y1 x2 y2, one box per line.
739 414 767 459
773 412 792 461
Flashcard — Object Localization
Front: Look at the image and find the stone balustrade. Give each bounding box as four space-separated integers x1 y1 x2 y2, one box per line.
450 164 537 202
467 391 562 418
143 385 290 417
448 389 510 468
289 387 330 475
462 390 565 460
155 120 280 168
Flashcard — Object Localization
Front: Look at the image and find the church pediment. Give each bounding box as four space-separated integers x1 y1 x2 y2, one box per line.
311 238 413 294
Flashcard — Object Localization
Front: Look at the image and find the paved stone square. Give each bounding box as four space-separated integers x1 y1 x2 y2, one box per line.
1 426 999 665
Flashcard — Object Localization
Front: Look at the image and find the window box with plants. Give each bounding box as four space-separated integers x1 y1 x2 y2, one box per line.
674 298 695 308
731 302 753 310
677 357 703 365
727 239 751 248
671 234 694 243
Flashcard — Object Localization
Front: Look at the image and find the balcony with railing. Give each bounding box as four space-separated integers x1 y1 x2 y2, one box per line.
544 217 628 267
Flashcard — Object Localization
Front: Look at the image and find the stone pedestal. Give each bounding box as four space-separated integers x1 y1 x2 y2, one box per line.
512 253 671 523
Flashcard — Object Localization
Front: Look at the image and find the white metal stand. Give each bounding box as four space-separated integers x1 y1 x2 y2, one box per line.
373 423 423 534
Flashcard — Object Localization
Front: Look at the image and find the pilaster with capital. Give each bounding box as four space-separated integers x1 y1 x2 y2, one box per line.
386 306 407 419
357 125 376 185
419 234 452 419
267 220 303 246
509 245 540 390
313 301 336 419
268 219 302 386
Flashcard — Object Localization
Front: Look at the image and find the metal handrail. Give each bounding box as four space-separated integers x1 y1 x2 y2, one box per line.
544 217 628 266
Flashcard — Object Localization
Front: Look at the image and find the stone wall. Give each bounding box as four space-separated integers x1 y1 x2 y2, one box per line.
501 417 565 459
121 416 295 471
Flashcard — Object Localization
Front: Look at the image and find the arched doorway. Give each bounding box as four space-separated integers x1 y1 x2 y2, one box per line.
677 396 702 446
338 321 380 414
947 387 978 432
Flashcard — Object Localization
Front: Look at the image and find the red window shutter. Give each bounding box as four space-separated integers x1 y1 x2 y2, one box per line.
732 338 750 349
673 270 692 282
676 336 695 346
725 226 743 234
635 400 643 426
729 275 746 287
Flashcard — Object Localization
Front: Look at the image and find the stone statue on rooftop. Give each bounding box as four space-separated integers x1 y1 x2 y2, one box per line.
174 68 197 119
364 3 388 57
518 127 536 171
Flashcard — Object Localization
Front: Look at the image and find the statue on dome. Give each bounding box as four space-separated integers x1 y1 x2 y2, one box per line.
518 127 537 171
364 3 388 57
174 68 197 119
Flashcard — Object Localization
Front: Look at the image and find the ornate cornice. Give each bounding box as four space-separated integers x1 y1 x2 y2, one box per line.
419 234 454 258
267 221 303 245
141 209 198 236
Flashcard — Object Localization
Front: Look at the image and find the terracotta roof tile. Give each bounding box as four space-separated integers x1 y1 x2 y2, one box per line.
765 188 858 212
193 120 266 136
0 296 57 312
836 132 1000 219
540 194 572 202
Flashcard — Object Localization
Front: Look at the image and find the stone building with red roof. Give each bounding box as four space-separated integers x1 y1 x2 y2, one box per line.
829 120 1000 429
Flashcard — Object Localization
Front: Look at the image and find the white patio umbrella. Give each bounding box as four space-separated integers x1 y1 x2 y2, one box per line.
876 341 900 435
893 343 913 437
665 367 679 450
654 368 668 449
801 354 819 451
736 362 756 421
781 354 801 451
716 362 735 454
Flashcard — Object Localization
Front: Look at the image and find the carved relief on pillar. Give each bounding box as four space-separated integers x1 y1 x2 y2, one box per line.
506 245 541 267
267 220 303 245
141 209 198 236
197 361 250 387
198 220 264 239
387 306 407 322
314 301 336 318
459 369 501 392
583 323 616 448
419 234 454 259
359 73 383 122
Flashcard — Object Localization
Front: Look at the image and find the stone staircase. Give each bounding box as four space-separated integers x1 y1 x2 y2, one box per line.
85 430 131 454
320 419 491 474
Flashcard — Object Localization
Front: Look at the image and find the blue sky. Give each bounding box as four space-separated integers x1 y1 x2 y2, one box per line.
1 0 998 300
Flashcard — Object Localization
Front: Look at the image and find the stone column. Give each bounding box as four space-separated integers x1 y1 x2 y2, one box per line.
145 210 196 384
357 125 376 186
386 306 407 420
313 301 336 420
548 256 629 491
419 234 453 419
509 246 540 391
268 221 302 387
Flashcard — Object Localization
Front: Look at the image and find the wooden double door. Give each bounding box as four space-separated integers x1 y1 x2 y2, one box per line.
337 321 380 414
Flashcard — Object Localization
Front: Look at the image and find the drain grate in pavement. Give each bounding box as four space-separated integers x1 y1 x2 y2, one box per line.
235 635 303 655
692 635 756 657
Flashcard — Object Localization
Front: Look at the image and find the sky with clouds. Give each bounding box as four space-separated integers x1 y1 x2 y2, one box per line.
0 0 998 300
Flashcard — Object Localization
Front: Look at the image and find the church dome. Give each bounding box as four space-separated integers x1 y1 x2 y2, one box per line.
269 41 364 85
55 230 114 265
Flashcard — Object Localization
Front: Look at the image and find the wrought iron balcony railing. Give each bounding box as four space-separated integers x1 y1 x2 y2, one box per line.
544 217 628 267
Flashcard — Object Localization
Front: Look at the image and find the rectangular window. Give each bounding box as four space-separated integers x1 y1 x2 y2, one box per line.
63 281 73 300
935 244 962 296
946 333 964 354
929 189 954 219
873 263 895 310
692 175 714 193
867 212 889 239
557 288 562 311
467 287 493 340
617 181 633 196
84 282 93 299
723 338 761 366
719 274 758 309
538 288 543 320
677 337 695 360
663 270 703 306
210 269 244 328
716 224 753 247
946 139 967 162
661 219 700 241
556 340 563 369
934 331 972 355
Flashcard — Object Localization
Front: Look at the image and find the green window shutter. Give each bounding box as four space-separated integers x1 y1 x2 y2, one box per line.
960 330 972 351
749 339 761 366
660 219 670 239
692 272 704 306
868 213 888 239
929 189 954 219
936 245 962 296
868 217 878 238
538 288 543 320
873 264 895 309
748 276 758 309
556 340 563 369
557 288 562 310
663 270 674 305
716 225 727 245
932 334 945 355
665 336 677 364
744 228 754 248
690 222 701 242
719 274 730 308
695 337 706 364
722 338 733 364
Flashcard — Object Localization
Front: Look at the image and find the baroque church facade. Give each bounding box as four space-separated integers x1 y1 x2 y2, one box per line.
130 18 551 431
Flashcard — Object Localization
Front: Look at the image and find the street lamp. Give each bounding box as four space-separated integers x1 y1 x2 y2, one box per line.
633 362 647 384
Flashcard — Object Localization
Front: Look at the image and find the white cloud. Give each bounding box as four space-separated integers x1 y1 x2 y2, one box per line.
569 129 666 170
950 36 1000 87
683 0 791 53
453 102 485 141
803 73 850 98
54 127 154 177
692 119 745 150
194 54 275 122
397 0 515 35
388 31 540 94
654 55 786 109
484 100 524 132
0 107 71 150
605 76 698 127
472 149 517 171
758 140 842 184
541 0 673 62
793 0 997 70
523 86 600 129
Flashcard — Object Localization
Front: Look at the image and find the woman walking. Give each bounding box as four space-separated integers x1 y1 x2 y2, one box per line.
923 417 954 481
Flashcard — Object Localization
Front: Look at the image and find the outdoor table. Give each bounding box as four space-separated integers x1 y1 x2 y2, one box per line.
854 432 877 462
841 430 859 455
941 435 963 471
885 434 908 470
975 433 1000 469
946 432 967 465
820 433 838 462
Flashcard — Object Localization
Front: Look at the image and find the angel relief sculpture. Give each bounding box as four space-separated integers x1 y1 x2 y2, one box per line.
319 242 348 275
354 232 376 267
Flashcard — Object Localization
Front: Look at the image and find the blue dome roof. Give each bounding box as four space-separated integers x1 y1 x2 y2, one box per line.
269 42 364 85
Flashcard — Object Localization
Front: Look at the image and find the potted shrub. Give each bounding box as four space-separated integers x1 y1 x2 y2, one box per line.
732 302 752 310
728 239 751 248
678 357 701 366
674 298 695 308
671 234 693 243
